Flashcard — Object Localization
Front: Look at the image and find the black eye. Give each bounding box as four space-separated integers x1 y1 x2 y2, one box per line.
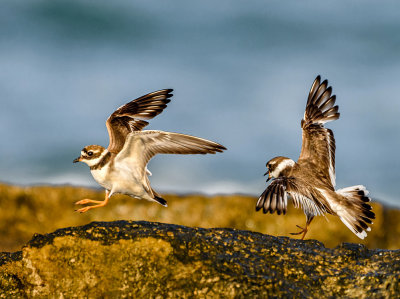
88 151 93 156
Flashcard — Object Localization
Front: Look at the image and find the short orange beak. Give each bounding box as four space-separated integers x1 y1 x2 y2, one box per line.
73 157 82 163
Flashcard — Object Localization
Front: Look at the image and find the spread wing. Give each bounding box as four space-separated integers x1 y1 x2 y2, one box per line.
106 89 173 153
115 130 226 178
298 76 339 188
256 176 332 216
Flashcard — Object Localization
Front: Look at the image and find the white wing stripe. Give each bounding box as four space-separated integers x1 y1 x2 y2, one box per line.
326 131 336 187
290 192 326 217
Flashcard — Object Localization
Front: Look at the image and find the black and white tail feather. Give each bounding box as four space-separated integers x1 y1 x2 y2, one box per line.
335 185 375 239
154 195 168 207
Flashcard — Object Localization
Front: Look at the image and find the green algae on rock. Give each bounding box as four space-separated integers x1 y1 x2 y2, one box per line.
0 221 399 298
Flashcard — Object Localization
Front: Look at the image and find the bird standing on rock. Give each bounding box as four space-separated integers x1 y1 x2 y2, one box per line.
73 89 226 213
256 76 375 240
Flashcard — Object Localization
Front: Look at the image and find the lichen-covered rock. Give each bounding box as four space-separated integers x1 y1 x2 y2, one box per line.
0 221 399 298
1 183 399 252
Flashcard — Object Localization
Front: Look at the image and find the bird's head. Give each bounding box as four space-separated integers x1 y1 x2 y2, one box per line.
264 156 295 181
73 145 106 167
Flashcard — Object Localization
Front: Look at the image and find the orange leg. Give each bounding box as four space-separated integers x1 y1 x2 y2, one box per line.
290 217 314 240
75 190 110 213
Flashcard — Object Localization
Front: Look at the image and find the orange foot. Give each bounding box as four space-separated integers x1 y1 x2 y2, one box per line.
290 225 309 240
75 191 110 213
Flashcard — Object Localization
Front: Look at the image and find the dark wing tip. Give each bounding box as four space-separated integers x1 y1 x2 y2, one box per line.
308 75 322 105
153 88 173 93
325 86 332 94
218 144 228 151
153 88 173 99
138 88 174 101
208 143 227 154
164 89 173 97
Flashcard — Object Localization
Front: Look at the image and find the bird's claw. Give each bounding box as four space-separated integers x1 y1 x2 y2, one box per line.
74 191 110 213
290 225 308 240
74 198 100 213
290 225 305 235
75 198 102 205
75 206 92 213
75 199 90 205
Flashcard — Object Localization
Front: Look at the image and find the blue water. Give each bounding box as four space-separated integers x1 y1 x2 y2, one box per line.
1 1 399 206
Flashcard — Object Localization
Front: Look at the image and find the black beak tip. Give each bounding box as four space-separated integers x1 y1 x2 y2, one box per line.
73 158 80 163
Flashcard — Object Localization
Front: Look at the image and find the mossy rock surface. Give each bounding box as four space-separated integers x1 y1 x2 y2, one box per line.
1 221 399 298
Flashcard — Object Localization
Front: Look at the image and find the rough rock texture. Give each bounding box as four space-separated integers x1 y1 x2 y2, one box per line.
1 183 399 252
0 221 399 298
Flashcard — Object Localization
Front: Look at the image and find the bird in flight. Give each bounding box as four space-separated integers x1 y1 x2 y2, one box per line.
73 89 226 213
256 76 375 240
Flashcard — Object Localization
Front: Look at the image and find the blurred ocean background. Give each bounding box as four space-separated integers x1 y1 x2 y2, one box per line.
1 1 399 206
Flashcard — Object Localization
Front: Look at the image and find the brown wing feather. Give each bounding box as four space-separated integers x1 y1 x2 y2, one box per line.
256 176 333 216
106 89 173 153
139 131 227 169
298 76 339 188
115 130 227 180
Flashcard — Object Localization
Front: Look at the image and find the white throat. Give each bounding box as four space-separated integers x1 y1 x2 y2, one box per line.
85 149 109 167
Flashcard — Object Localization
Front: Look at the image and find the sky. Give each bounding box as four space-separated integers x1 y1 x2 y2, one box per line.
1 1 400 206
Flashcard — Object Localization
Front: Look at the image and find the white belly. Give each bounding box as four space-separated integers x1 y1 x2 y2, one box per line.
90 163 149 199
91 165 112 191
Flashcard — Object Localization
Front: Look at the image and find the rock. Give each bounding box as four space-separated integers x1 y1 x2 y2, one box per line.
1 183 399 252
0 221 399 298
